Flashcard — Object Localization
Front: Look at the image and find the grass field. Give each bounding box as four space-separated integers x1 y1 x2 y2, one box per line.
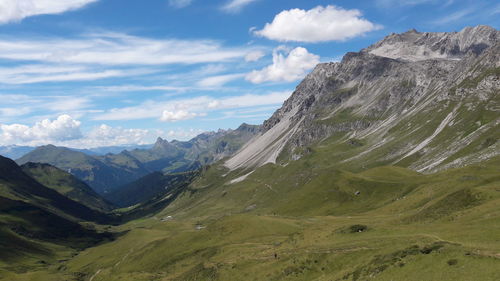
2 154 498 281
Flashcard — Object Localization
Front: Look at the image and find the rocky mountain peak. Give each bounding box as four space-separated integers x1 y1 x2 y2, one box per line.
153 137 172 149
364 25 499 62
226 25 499 173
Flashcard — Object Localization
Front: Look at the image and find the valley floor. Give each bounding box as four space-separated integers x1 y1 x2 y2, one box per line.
2 212 499 281
1 159 500 281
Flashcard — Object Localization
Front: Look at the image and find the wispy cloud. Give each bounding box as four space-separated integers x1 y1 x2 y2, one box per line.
491 4 500 15
0 93 92 123
197 73 245 87
168 0 193 9
0 64 153 84
0 32 253 66
431 8 473 25
0 0 99 24
221 0 259 13
375 0 436 7
0 32 260 85
94 91 292 121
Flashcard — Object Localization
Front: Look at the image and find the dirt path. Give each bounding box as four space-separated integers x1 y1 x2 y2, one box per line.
115 248 134 267
89 269 101 281
88 248 135 281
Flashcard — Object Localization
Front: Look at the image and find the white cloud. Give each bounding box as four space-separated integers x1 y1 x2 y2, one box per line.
431 9 473 25
0 117 210 147
95 91 292 121
1 115 82 144
196 73 244 87
0 33 257 84
86 126 206 145
0 33 253 66
375 0 436 7
211 91 292 109
160 110 199 122
0 0 98 24
84 124 155 146
167 128 205 140
246 47 319 84
0 64 146 84
0 94 92 124
222 0 258 13
0 107 32 117
46 97 91 112
168 0 193 9
95 85 192 93
245 50 265 62
253 5 381 43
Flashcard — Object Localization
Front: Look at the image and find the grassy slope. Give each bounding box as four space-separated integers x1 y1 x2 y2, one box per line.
105 171 199 208
20 163 114 212
5 154 498 281
16 146 149 194
0 156 112 225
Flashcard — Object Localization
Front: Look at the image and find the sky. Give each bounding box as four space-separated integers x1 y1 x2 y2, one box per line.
0 0 498 148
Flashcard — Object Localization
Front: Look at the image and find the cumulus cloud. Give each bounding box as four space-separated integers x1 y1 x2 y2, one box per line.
222 0 259 13
0 116 213 147
253 5 381 43
246 47 319 84
245 50 265 62
0 0 98 24
160 110 199 122
168 0 193 9
1 115 82 144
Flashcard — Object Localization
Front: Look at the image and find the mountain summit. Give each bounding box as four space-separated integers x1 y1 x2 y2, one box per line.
365 25 498 61
226 25 499 172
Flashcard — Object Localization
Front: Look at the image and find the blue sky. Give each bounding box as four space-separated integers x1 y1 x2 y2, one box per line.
0 0 498 148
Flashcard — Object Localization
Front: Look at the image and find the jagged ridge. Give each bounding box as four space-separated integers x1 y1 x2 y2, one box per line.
226 25 500 172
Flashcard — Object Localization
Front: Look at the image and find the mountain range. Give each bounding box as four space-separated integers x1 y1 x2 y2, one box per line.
226 25 499 172
16 123 260 195
1 25 498 281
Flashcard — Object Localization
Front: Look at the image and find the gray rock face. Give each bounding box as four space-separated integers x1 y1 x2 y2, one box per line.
365 25 499 61
226 25 500 172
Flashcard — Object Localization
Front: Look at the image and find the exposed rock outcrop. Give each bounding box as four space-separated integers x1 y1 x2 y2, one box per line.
226 25 500 173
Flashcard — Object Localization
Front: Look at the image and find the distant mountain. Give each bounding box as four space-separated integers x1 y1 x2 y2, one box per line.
21 162 114 212
17 124 260 194
181 123 261 164
72 144 154 156
0 144 154 160
0 145 35 159
105 171 199 208
0 155 111 224
16 145 148 194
